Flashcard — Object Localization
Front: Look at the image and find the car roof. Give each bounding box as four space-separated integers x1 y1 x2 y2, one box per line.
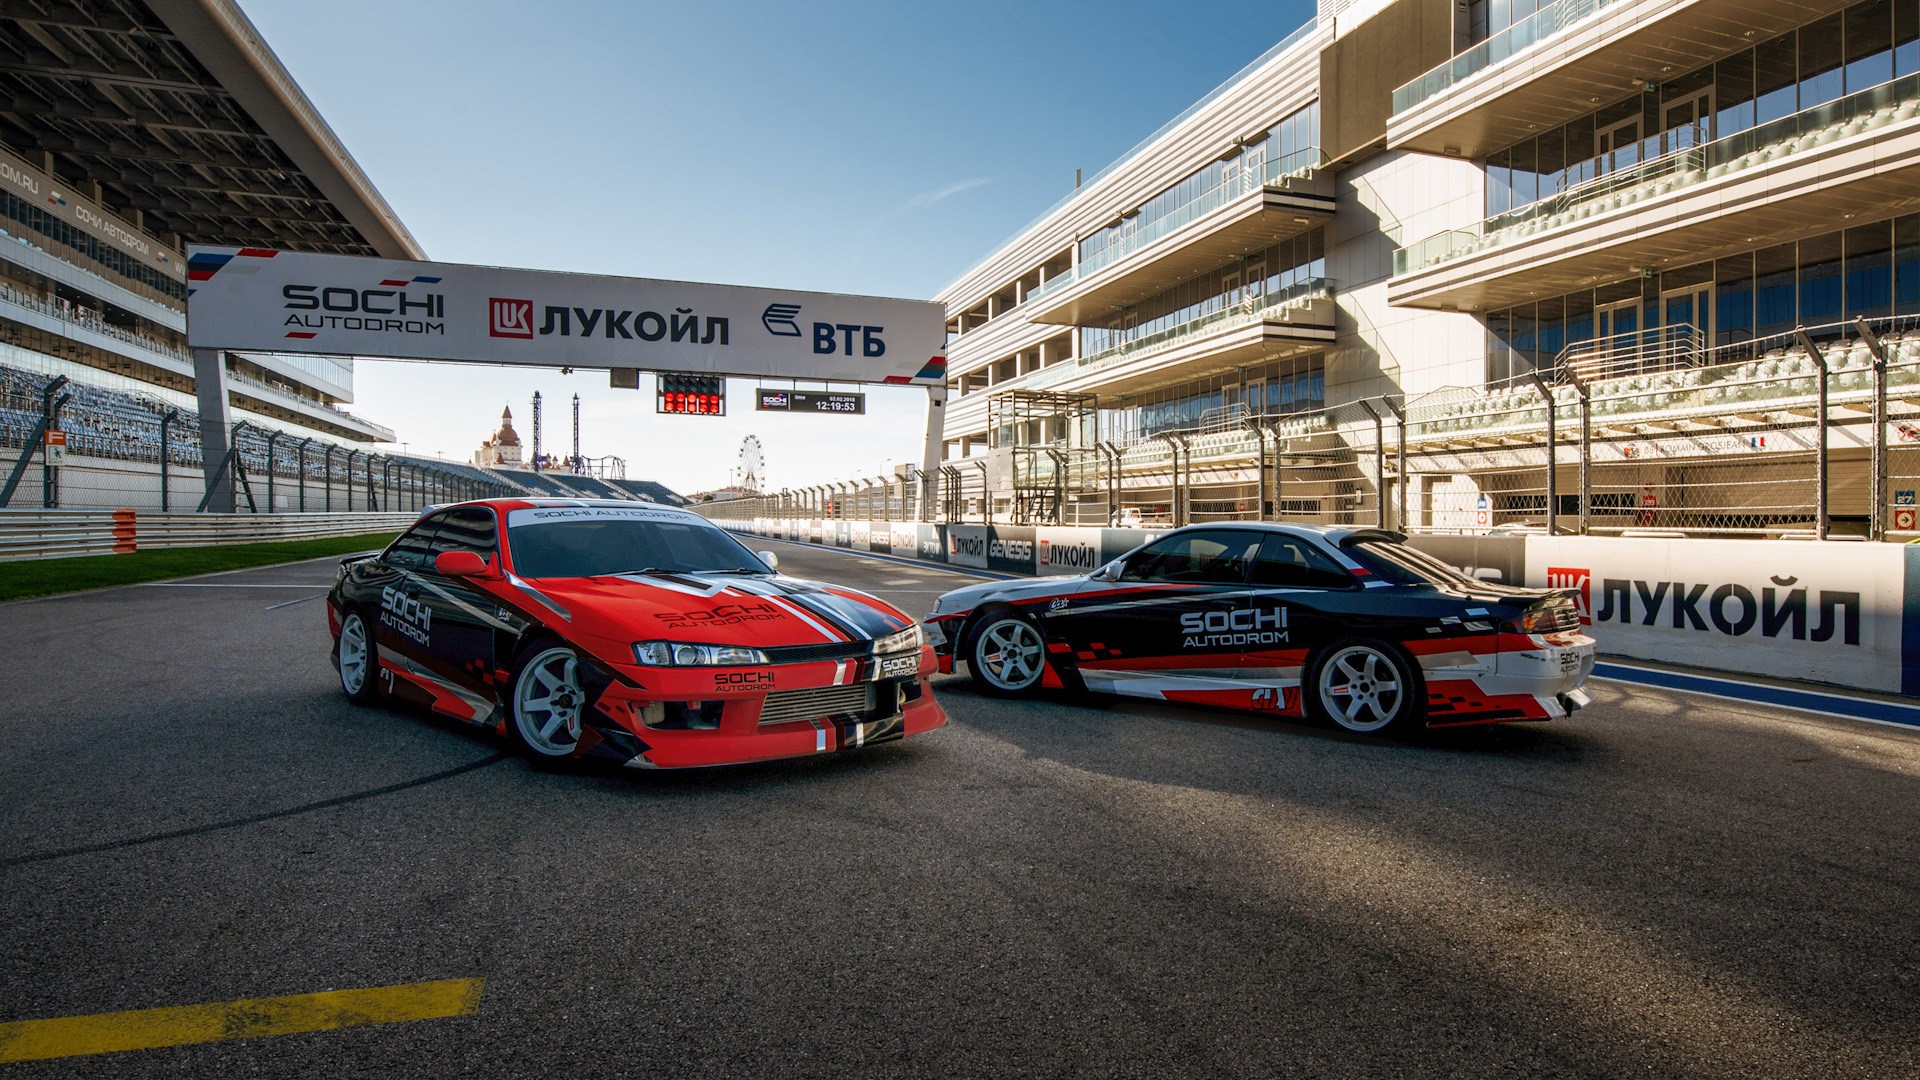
417 498 707 519
1154 521 1404 545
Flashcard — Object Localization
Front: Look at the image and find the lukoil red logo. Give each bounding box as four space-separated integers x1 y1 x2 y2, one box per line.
1547 566 1592 625
489 298 533 339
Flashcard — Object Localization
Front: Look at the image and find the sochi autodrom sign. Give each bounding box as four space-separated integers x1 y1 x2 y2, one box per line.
184 247 949 386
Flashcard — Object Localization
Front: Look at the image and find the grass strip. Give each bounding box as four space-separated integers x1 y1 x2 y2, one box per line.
0 531 399 602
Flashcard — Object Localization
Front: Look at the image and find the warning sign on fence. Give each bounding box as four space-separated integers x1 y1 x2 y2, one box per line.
43 429 65 466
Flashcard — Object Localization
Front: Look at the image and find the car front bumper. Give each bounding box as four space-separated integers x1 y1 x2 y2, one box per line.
584 644 947 769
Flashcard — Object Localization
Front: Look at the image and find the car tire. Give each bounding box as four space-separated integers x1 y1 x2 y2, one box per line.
1306 638 1424 735
508 640 586 762
966 611 1049 697
336 609 382 706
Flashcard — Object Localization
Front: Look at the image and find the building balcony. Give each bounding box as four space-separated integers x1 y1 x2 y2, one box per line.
0 280 193 374
225 370 396 442
1028 280 1336 398
1024 150 1334 327
1387 0 1855 158
1390 75 1920 310
1404 319 1920 466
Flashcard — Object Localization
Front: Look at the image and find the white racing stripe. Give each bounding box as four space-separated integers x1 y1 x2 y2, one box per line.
762 594 847 643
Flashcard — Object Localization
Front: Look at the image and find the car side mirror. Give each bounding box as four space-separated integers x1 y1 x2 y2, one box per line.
756 550 779 571
1094 558 1124 581
435 550 490 577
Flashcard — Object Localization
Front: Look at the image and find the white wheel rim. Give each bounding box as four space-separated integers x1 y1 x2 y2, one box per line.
1318 646 1404 733
339 615 370 695
515 647 583 756
976 619 1044 691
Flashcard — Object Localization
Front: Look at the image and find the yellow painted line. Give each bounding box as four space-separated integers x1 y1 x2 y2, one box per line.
0 978 483 1063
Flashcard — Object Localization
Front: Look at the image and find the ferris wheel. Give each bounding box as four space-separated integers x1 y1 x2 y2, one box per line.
736 435 765 493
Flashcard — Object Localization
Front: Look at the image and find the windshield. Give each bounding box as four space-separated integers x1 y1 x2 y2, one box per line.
1342 540 1485 588
505 507 767 579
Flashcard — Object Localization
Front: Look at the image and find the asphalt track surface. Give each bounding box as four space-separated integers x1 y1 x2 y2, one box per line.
3 543 1918 1079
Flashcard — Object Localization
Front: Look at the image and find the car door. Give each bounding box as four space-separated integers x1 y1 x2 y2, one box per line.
1241 532 1361 714
411 505 506 718
349 512 445 705
1049 528 1261 698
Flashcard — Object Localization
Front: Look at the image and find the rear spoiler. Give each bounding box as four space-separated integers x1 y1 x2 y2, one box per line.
1338 529 1406 547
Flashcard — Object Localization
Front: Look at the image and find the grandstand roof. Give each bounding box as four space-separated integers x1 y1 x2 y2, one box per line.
0 0 421 260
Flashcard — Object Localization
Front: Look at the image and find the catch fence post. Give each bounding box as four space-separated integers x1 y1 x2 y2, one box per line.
1796 328 1830 540
1858 318 1890 540
1527 373 1557 534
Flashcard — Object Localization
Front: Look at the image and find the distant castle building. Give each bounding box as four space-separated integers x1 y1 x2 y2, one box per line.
473 406 524 467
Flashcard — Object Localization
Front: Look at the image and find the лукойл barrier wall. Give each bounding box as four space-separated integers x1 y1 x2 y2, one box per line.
721 518 1920 697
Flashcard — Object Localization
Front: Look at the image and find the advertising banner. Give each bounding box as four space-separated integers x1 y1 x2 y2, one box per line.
1524 537 1907 693
916 523 947 563
0 145 183 284
808 519 824 544
945 524 987 569
987 525 1037 575
890 522 916 555
834 520 851 548
851 520 870 551
186 247 947 385
1036 527 1105 576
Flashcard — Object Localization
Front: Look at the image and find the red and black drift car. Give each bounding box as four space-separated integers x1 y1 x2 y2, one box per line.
327 499 945 768
925 524 1594 734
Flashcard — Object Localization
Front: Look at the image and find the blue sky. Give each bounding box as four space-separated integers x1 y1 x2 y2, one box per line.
239 0 1318 492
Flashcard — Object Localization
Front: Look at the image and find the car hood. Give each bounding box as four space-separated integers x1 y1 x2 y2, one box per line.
512 571 913 648
930 574 1101 616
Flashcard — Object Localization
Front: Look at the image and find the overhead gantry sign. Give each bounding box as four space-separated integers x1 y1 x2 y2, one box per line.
184 247 950 509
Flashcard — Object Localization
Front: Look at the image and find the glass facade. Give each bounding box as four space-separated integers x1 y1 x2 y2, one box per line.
1485 0 1920 218
1080 228 1326 355
0 190 186 306
1484 212 1920 380
1079 102 1318 265
1107 356 1326 442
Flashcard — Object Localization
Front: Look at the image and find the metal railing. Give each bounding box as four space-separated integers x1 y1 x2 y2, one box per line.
1396 74 1920 276
0 280 190 362
1029 150 1328 307
0 508 417 562
940 16 1324 297
1392 0 1623 115
1066 279 1336 382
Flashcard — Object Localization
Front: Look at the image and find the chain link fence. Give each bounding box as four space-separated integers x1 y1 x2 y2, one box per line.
708 316 1920 541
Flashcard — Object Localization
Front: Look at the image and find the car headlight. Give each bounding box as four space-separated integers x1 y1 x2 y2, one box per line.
872 624 924 654
632 641 769 666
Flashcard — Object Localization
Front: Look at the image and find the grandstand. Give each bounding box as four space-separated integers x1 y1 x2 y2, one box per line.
0 0 424 510
1 359 685 511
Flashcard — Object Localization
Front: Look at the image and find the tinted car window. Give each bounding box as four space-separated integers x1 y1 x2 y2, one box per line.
1121 530 1262 584
429 507 498 560
507 512 765 579
1343 540 1483 587
1250 534 1354 589
383 513 447 570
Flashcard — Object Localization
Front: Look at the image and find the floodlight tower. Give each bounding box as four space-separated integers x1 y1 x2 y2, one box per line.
532 391 543 472
572 393 582 473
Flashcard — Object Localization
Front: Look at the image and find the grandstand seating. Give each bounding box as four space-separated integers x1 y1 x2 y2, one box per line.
1 360 690 510
610 479 689 505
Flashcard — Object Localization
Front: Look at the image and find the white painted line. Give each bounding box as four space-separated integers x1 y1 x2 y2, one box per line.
141 583 333 589
265 594 327 610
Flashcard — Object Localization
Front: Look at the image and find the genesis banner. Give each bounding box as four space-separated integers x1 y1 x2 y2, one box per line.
186 247 948 386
